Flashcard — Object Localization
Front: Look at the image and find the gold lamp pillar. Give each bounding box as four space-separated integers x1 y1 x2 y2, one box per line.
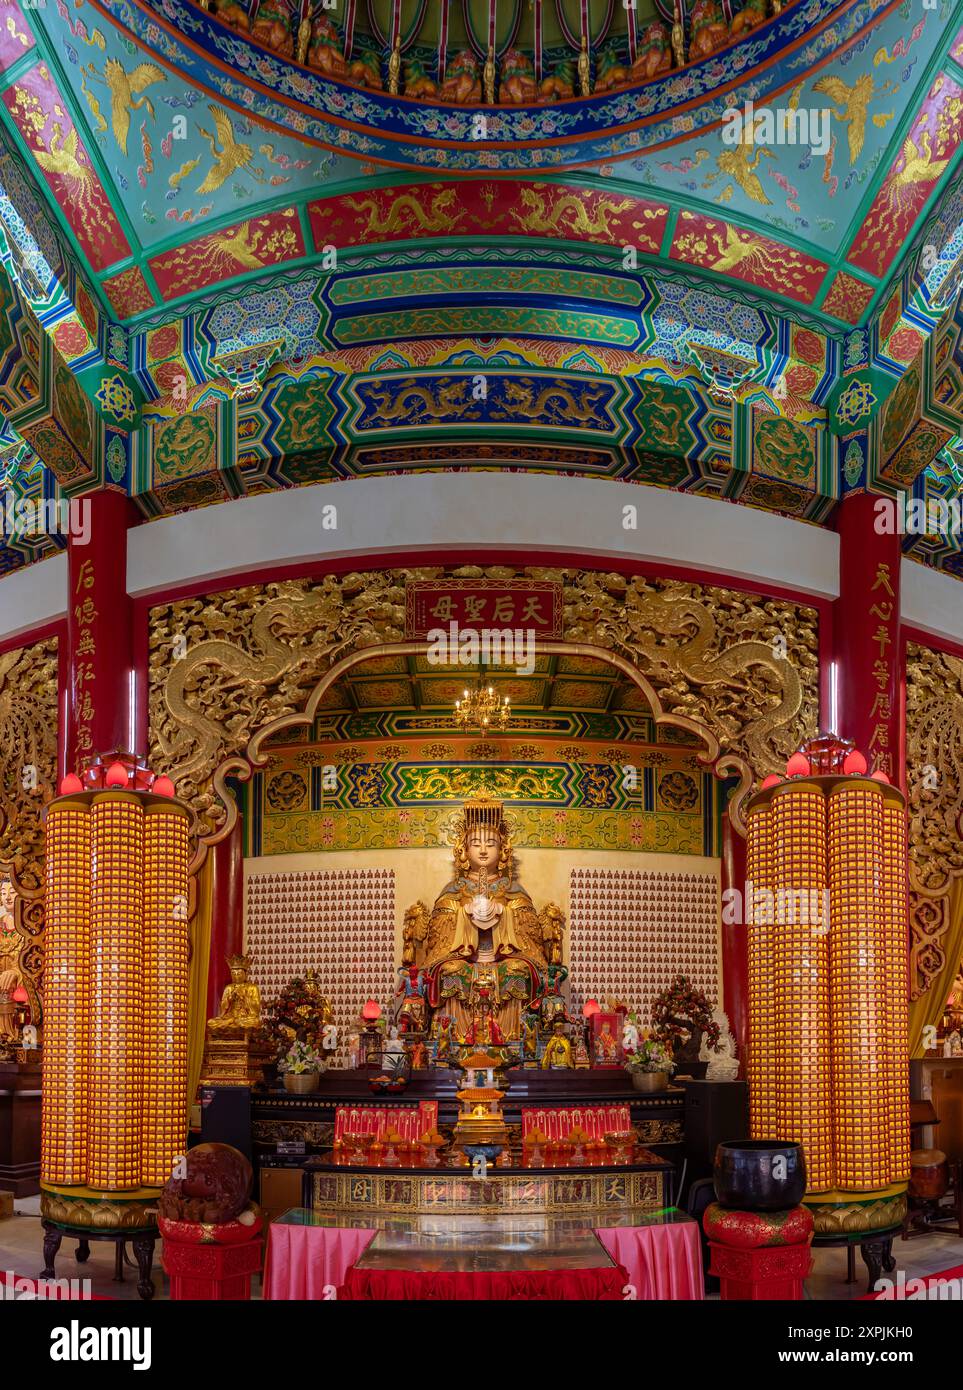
745 735 910 1231
40 756 191 1229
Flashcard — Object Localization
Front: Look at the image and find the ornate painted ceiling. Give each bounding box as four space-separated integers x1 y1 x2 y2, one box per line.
2 0 963 575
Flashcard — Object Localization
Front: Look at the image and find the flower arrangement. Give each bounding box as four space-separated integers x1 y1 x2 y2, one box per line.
624 1037 675 1075
279 1039 324 1076
651 974 720 1057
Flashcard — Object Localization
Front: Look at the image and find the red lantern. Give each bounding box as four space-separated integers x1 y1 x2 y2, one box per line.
842 750 868 776
153 776 175 798
105 761 128 789
760 774 781 790
785 753 811 778
871 769 891 784
583 998 601 1018
11 986 28 1004
361 999 381 1022
59 774 83 795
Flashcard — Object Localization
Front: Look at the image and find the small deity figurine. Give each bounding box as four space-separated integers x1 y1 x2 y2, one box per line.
208 954 263 1034
250 0 295 59
594 44 631 93
622 1017 640 1056
577 33 591 97
499 47 537 104
689 0 729 60
700 1007 739 1080
388 42 402 95
574 1028 590 1068
594 1020 618 1065
0 878 22 1043
537 962 568 1029
409 1038 428 1070
671 0 686 67
395 965 427 1033
383 1024 406 1073
305 14 346 76
538 903 565 966
435 1013 456 1065
402 900 430 966
439 49 482 104
463 987 505 1047
541 1019 573 1069
483 45 497 103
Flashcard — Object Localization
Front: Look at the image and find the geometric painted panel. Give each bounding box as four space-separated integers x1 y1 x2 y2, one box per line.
246 868 395 1066
567 868 719 1024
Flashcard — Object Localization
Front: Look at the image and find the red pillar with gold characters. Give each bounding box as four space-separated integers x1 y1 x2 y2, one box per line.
833 492 902 786
66 490 140 770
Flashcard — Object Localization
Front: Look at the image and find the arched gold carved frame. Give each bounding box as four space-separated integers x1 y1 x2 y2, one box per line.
188 639 754 874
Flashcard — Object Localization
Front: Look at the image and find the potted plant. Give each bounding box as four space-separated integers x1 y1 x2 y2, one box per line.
279 1039 324 1094
624 1038 675 1092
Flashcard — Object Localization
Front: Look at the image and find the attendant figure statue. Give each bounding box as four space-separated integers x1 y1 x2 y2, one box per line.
483 45 497 103
578 33 591 97
541 1019 573 1069
539 902 565 965
402 900 430 965
395 966 427 1033
208 954 263 1033
388 42 402 94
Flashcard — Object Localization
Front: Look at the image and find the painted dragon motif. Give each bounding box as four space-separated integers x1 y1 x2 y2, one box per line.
361 379 479 425
511 187 634 238
344 189 465 237
493 379 608 424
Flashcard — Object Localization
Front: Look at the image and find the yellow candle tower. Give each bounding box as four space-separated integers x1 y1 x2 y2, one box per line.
745 735 909 1234
40 756 191 1230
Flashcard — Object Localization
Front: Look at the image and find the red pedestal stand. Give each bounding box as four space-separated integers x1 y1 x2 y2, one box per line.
159 1207 264 1300
704 1203 813 1300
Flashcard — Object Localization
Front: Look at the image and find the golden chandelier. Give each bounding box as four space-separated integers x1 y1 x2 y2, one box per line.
454 670 510 733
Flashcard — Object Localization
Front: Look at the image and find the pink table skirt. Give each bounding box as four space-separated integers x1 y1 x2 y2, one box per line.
263 1225 376 1301
597 1221 705 1301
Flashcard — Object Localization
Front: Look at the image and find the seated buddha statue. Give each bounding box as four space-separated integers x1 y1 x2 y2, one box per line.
208 954 263 1033
418 799 547 1044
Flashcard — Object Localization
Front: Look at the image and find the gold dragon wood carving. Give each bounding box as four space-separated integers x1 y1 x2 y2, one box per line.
0 637 58 893
905 642 963 997
149 567 818 842
0 635 59 1020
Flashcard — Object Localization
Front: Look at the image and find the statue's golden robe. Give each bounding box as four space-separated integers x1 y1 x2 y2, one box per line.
422 877 546 971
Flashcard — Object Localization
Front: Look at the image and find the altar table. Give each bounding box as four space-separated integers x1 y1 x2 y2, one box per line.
264 1208 703 1301
597 1214 704 1301
339 1266 629 1300
262 1218 376 1300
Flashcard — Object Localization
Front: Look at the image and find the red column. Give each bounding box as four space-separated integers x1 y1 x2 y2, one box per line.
66 491 140 771
721 808 748 1068
206 817 244 1018
833 492 902 786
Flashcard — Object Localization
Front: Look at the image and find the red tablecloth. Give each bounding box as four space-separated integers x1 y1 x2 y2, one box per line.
339 1265 630 1300
596 1221 704 1300
263 1224 376 1300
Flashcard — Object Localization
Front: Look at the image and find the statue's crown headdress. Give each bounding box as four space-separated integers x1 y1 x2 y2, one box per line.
228 953 251 971
462 797 504 832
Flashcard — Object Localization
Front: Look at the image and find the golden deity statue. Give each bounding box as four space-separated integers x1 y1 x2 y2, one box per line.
578 33 591 97
388 42 402 95
208 954 263 1033
541 1019 574 1069
483 45 497 104
0 878 22 1042
414 799 548 1044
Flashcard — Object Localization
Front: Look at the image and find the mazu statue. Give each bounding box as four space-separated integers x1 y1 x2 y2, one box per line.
409 798 557 1046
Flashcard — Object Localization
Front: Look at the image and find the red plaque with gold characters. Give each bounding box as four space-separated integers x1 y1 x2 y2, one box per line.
405 579 562 639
